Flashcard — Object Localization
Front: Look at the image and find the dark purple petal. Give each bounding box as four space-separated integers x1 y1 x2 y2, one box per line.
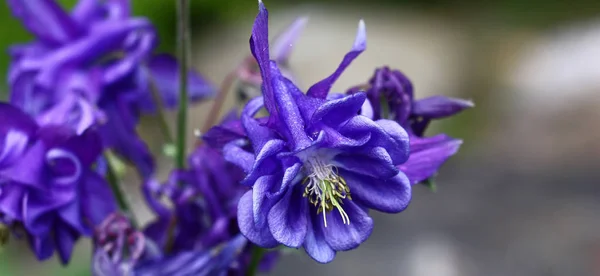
303 211 336 263
99 100 155 179
202 120 246 149
0 185 26 220
36 94 97 134
412 95 474 119
268 185 308 248
18 19 154 90
46 148 84 185
241 139 286 186
29 234 54 261
55 223 79 265
268 62 311 150
138 54 215 113
339 116 409 165
242 113 277 154
80 172 117 226
8 69 52 117
271 17 308 63
57 200 88 235
101 20 156 84
223 140 255 173
306 20 366 99
63 128 102 166
376 119 410 152
309 93 366 129
321 200 373 251
1 141 46 188
400 135 462 185
143 215 171 249
334 146 399 179
24 187 75 236
289 78 326 123
252 175 277 227
8 0 81 46
252 163 301 229
135 235 247 276
250 1 277 120
341 170 411 213
0 103 38 168
313 126 370 150
201 108 246 148
383 68 414 123
237 190 278 248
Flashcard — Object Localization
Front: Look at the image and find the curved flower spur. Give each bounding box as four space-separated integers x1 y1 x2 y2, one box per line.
218 0 412 263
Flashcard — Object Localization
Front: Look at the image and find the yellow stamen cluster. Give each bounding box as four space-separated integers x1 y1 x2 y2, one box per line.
302 158 351 227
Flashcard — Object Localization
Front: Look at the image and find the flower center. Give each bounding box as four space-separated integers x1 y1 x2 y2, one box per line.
302 157 351 227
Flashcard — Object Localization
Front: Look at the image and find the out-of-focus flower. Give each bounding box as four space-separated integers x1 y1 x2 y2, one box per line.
348 67 473 185
133 234 248 276
215 1 412 263
92 213 146 276
7 0 214 179
0 103 116 263
143 137 279 274
347 67 472 135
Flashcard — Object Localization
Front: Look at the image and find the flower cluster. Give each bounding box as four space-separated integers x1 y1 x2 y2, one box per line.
0 0 472 274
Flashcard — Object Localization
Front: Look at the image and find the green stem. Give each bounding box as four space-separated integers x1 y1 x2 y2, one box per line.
104 153 138 227
147 74 174 145
176 0 190 170
247 247 267 276
380 94 390 119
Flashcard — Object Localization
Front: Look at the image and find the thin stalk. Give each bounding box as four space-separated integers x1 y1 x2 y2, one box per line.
202 70 237 133
247 247 267 276
201 71 237 133
380 94 390 119
147 75 174 144
176 0 190 170
105 153 138 227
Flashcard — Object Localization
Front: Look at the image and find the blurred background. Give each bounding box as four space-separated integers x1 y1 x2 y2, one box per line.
2 0 600 275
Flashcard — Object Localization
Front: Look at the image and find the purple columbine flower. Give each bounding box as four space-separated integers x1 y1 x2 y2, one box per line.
215 1 412 263
143 140 279 274
347 67 474 185
0 102 117 263
7 0 214 179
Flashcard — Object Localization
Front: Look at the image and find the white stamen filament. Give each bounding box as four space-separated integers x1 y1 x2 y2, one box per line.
302 157 351 227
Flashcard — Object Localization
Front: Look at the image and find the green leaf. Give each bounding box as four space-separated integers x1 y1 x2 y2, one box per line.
106 151 128 179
